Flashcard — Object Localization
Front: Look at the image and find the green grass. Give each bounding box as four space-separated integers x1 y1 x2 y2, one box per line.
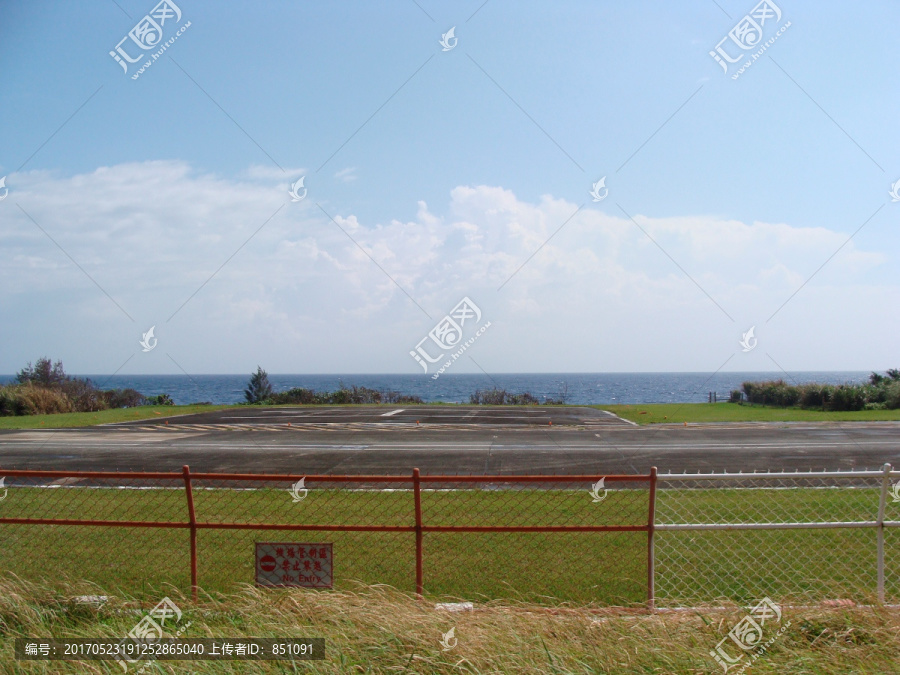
0 485 648 606
2 483 897 607
0 404 237 429
601 402 900 425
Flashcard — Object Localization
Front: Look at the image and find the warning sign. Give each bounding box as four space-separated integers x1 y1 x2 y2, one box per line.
255 543 333 588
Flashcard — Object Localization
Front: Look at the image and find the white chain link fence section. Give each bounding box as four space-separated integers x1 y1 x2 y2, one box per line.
653 465 900 606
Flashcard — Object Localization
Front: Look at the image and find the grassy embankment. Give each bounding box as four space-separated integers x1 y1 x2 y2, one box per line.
0 405 236 429
601 402 900 425
1 576 899 673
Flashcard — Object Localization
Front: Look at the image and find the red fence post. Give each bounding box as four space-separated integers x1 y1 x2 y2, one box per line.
647 466 657 611
182 465 198 602
413 468 423 597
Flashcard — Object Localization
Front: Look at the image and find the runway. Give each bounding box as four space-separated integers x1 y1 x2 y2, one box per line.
0 406 897 475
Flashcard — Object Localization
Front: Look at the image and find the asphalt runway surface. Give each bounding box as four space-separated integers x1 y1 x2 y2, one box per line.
1 406 898 476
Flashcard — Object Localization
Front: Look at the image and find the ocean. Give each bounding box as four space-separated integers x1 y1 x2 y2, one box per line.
0 372 871 406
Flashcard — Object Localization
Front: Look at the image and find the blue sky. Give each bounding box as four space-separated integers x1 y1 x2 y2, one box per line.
1 0 898 378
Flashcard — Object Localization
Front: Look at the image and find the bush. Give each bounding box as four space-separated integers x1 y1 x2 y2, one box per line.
264 386 424 406
18 384 72 415
6 357 159 415
61 378 108 412
798 384 830 409
102 388 146 408
0 386 26 416
267 388 319 405
729 390 743 403
146 394 174 406
827 384 867 411
469 389 541 405
742 380 799 407
884 382 900 410
470 389 507 405
381 390 424 404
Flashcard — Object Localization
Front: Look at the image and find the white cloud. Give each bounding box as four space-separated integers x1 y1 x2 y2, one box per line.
333 167 357 182
0 162 893 374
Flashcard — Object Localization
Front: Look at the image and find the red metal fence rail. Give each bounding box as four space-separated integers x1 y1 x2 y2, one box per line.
0 466 656 604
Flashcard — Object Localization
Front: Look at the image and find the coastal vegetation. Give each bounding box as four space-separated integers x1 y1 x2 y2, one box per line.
243 367 424 405
0 357 147 416
733 370 900 411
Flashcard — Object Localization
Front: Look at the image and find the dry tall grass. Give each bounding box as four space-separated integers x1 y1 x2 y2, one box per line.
0 577 899 673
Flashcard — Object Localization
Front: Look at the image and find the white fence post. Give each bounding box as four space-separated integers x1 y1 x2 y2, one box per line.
877 463 891 604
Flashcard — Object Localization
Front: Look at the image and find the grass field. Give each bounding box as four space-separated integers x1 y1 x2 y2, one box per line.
1 482 897 608
1 578 900 674
602 402 900 425
0 404 236 429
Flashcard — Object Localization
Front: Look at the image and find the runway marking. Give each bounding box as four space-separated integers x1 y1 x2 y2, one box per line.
381 409 405 416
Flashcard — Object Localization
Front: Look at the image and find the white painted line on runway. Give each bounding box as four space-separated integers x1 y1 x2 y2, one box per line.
381 409 405 416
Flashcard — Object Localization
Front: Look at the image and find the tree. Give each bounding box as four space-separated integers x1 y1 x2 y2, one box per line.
16 357 68 388
245 366 273 403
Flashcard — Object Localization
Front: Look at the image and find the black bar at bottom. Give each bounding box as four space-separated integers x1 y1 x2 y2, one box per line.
15 638 325 660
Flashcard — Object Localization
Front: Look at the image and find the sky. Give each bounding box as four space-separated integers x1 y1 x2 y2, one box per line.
1 0 898 379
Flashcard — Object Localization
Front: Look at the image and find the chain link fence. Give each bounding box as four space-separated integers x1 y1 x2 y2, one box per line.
1 466 897 606
0 468 651 605
0 474 190 596
655 466 900 606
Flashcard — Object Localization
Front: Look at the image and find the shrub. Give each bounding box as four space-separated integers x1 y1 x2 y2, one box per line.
102 388 146 408
884 382 900 410
470 389 541 405
729 390 743 403
62 378 108 412
742 380 799 407
0 386 26 416
799 384 830 409
470 389 507 405
265 387 424 405
18 384 72 415
381 390 424 404
146 394 174 406
267 388 318 405
827 384 867 411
